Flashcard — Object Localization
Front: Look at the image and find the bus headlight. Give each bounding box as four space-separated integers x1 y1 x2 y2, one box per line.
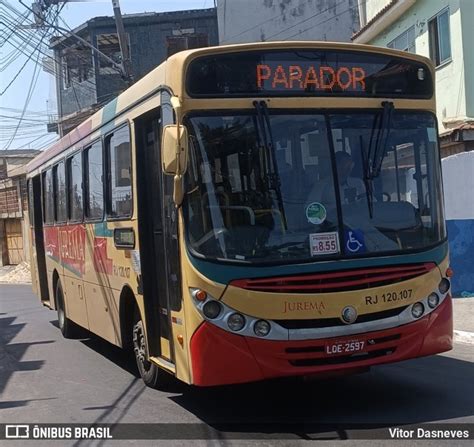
438 278 450 294
411 302 425 319
427 293 439 309
254 319 271 337
203 301 222 319
227 313 246 331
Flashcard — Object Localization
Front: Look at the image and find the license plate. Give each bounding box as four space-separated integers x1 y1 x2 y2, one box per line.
325 339 365 355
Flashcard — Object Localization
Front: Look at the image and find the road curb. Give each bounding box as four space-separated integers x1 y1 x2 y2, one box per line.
454 330 474 345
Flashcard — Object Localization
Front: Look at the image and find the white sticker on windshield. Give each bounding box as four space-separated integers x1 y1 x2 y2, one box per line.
427 127 437 142
310 232 340 256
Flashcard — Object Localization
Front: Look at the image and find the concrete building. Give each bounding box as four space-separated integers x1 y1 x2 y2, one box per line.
353 0 474 296
50 8 218 136
0 150 40 266
352 0 474 157
217 0 360 44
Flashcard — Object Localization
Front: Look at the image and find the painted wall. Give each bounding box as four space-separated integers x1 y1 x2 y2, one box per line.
442 152 474 297
366 0 471 133
365 0 392 23
460 0 474 118
217 0 360 44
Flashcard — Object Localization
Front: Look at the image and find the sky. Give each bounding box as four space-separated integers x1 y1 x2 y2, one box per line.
0 0 215 150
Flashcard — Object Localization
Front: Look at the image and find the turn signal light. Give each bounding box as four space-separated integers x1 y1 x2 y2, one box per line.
446 267 454 278
194 289 207 301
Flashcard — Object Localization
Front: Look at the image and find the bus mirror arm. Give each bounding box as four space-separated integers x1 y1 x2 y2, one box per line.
173 174 184 207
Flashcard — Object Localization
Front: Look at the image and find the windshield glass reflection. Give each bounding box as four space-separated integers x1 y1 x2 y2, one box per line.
183 111 445 263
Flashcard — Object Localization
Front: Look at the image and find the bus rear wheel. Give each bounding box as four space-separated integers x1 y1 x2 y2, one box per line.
55 280 76 338
132 313 172 389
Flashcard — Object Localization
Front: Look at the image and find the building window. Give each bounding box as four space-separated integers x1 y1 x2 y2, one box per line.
106 126 132 217
166 34 209 57
67 152 83 222
387 25 415 53
0 158 7 180
429 9 451 66
97 33 128 75
85 141 104 220
53 161 67 223
61 48 93 89
42 169 54 224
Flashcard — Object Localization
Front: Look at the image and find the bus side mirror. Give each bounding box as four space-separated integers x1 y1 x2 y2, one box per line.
161 124 188 176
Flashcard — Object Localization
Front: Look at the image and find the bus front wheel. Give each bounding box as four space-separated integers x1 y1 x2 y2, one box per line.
132 313 172 389
55 280 76 338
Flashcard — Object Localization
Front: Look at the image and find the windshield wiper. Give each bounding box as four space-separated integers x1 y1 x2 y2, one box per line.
253 100 287 229
360 101 394 218
370 101 394 178
360 135 375 218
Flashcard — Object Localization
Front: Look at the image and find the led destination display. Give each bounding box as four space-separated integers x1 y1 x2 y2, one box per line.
186 49 433 98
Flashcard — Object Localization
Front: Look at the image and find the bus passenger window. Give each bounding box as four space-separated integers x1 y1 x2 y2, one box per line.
67 152 83 222
53 161 67 223
107 126 132 217
85 141 104 220
42 169 54 224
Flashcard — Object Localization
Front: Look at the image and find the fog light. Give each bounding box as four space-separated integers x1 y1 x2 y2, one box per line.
411 302 425 319
427 293 439 309
439 278 450 294
203 301 221 319
227 313 245 331
254 319 271 337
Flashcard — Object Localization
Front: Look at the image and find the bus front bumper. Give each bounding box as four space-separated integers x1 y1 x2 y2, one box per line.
190 295 453 386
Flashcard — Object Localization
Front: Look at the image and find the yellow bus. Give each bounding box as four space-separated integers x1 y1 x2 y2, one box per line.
26 42 453 387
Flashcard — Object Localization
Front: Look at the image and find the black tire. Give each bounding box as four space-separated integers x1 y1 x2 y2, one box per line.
55 280 76 338
132 311 173 389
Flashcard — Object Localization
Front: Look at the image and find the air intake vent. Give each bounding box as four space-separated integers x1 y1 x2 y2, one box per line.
230 263 435 294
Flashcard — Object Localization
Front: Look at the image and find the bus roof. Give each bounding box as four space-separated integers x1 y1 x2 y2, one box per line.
27 41 433 174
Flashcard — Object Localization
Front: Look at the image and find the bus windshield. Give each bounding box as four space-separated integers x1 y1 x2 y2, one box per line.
184 110 445 263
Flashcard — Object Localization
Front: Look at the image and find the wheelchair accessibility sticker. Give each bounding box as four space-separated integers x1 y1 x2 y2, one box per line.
344 229 366 254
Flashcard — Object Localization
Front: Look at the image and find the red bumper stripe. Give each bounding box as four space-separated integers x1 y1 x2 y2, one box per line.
190 296 453 387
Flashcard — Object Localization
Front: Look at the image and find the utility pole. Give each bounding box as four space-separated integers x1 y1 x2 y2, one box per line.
111 0 133 85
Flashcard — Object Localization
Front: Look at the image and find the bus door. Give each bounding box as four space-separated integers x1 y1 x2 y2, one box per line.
31 175 49 303
135 98 180 364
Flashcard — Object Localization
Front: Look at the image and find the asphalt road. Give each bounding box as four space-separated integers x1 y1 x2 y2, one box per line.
1 284 473 445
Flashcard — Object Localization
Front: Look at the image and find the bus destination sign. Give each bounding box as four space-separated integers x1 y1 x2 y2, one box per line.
186 49 433 99
256 63 367 92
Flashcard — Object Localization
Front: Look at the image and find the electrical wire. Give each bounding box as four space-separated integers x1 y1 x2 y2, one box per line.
3 46 43 150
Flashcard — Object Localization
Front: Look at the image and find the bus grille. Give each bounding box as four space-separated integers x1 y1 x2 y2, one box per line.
229 263 435 293
275 306 407 330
